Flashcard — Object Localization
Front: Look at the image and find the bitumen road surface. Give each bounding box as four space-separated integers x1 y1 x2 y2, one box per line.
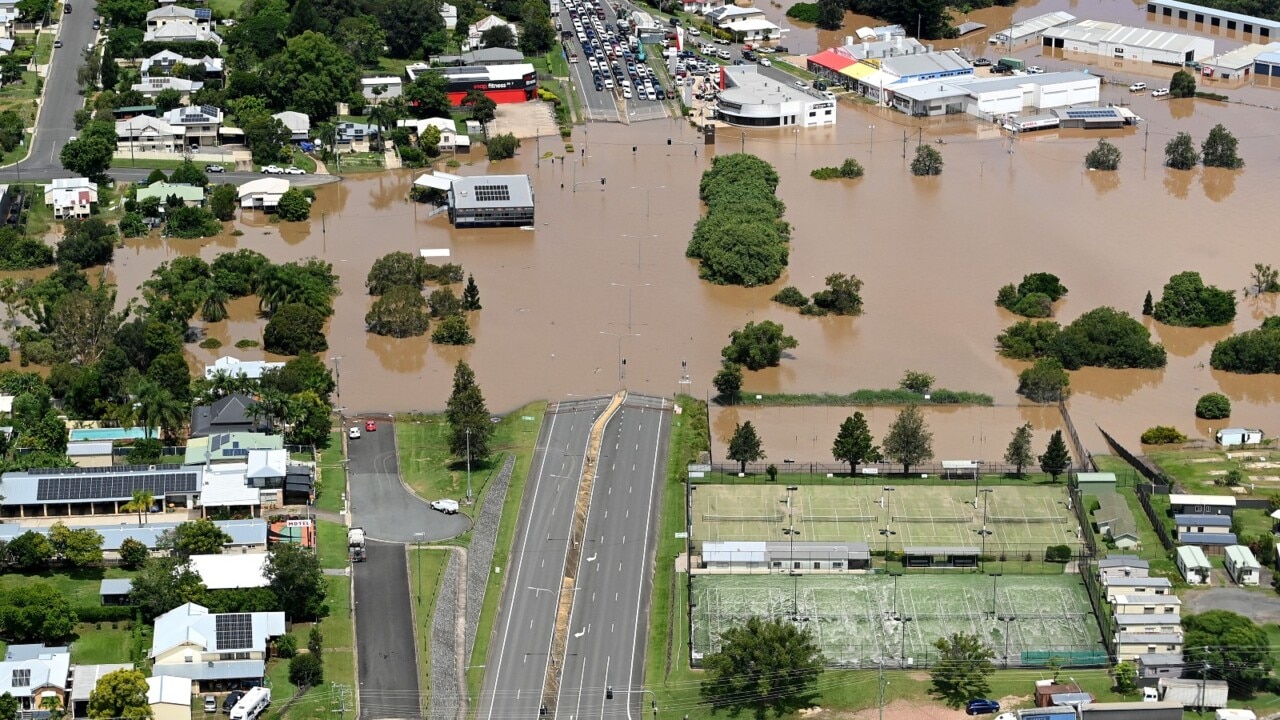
555 394 670 720
353 539 422 720
480 396 611 720
346 417 471 544
558 0 671 123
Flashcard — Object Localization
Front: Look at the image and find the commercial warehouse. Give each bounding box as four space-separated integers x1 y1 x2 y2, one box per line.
988 11 1077 48
435 63 538 105
1147 0 1280 41
887 71 1100 117
713 65 837 127
447 175 535 227
1042 20 1215 64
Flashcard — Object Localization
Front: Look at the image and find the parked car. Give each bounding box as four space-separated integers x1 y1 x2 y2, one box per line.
793 80 807 89
714 37 729 44
53 39 61 48
822 90 836 100
973 57 991 66
758 57 771 66
1129 82 1147 92
364 420 377 432
205 164 225 173
63 3 71 12
348 426 361 439
262 165 283 174
1151 87 1170 97
1026 65 1043 74
284 166 306 175
966 699 1000 716
687 27 699 35
223 693 245 713
431 499 460 514
203 697 217 714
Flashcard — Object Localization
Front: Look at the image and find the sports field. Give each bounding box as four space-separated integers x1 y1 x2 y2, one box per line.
691 484 1082 553
691 574 1105 668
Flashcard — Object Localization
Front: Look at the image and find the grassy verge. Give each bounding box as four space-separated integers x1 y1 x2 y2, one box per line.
70 623 134 664
734 389 994 406
316 519 349 569
463 401 548 705
1147 447 1280 496
395 402 546 505
315 431 345 513
34 33 53 66
0 567 137 606
114 157 205 171
1090 456 1178 577
700 470 1063 486
264 575 355 720
291 150 317 174
645 395 707 700
409 549 450 702
331 152 385 174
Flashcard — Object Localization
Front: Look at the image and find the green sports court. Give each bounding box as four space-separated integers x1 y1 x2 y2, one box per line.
690 483 1083 554
690 573 1105 668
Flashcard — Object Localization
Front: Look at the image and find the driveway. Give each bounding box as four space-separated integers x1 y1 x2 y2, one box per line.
353 540 421 720
1183 584 1280 623
346 418 471 543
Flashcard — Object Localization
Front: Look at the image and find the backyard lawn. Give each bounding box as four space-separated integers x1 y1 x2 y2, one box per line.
0 566 137 607
70 624 134 664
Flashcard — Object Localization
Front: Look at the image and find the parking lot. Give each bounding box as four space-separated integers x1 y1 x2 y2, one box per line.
559 0 672 122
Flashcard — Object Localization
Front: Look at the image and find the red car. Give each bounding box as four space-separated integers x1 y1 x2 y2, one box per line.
364 420 377 432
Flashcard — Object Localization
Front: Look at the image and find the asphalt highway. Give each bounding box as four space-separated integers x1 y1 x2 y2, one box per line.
555 394 670 720
481 397 610 720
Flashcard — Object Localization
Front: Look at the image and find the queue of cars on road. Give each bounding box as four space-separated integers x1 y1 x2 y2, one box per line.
564 0 667 103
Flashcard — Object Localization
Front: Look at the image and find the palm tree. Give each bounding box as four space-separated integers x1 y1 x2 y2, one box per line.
135 379 187 443
127 489 154 526
40 695 64 720
200 281 229 323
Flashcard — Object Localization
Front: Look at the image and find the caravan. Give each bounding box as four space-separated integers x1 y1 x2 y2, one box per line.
230 687 270 720
1215 428 1263 447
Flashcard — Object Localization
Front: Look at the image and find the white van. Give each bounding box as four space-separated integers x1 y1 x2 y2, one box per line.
230 688 270 720
431 499 460 514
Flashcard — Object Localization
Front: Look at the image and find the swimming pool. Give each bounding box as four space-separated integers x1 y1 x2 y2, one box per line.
69 427 150 442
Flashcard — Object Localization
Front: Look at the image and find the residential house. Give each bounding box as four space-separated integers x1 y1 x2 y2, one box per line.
198 462 272 517
399 118 468 152
1178 531 1238 554
117 114 186 153
132 75 205 99
146 5 208 30
0 519 270 562
183 432 284 466
440 2 457 29
140 50 224 80
467 15 518 50
149 603 286 688
1102 576 1173 601
704 4 782 40
162 105 223 148
1111 594 1181 615
190 392 269 438
236 178 289 211
360 76 403 102
1113 614 1183 635
136 181 205 207
1176 545 1212 585
146 676 194 720
271 111 310 142
1098 555 1150 580
70 664 131 718
1094 493 1140 550
43 178 98 219
336 122 377 148
0 645 70 712
144 23 223 45
680 0 725 15
1116 633 1183 662
0 464 200 519
1174 513 1232 535
1168 493 1236 516
1224 544 1261 585
0 0 20 25
204 356 285 381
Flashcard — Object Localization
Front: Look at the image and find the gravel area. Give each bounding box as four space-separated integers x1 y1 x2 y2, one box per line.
428 551 461 720
1183 585 1280 623
465 454 516 661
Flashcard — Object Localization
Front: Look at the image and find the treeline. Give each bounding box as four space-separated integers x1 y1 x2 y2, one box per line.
364 251 480 344
1211 317 1280 373
686 154 790 287
996 307 1166 370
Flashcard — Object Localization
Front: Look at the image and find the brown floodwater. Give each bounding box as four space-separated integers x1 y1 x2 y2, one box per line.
70 0 1280 455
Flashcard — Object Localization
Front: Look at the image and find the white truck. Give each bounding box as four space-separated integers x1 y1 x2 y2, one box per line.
348 527 366 562
229 687 270 720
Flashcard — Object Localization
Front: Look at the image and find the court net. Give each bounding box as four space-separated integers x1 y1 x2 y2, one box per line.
892 516 970 523
802 514 878 522
989 516 1068 524
702 513 784 522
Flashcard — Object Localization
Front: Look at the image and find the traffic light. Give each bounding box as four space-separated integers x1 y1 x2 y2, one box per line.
632 145 637 153
540 705 547 716
606 687 614 700
667 138 672 145
601 177 606 186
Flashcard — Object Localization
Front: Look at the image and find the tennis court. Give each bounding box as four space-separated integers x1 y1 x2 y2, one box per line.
691 573 1104 668
691 484 1082 553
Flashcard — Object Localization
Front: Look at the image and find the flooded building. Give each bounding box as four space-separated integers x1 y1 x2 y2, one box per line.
1201 43 1280 81
437 63 538 104
888 71 1100 118
1146 0 1280 41
447 174 535 227
714 65 837 127
1041 20 1215 65
988 11 1076 49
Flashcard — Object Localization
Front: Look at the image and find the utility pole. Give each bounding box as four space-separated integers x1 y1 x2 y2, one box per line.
466 427 473 502
902 130 907 159
331 356 343 405
329 683 351 720
740 130 745 152
1144 124 1149 155
414 532 425 605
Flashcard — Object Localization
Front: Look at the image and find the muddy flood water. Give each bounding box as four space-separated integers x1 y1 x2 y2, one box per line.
82 2 1280 458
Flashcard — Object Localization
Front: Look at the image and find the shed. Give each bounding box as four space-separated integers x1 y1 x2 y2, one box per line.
1137 653 1184 684
71 663 132 717
1034 681 1083 707
1075 472 1117 487
1178 532 1238 552
1168 494 1236 516
146 675 193 720
1080 702 1184 719
701 541 766 569
1215 428 1263 447
99 578 134 605
1098 555 1149 580
1158 678 1228 708
66 441 114 468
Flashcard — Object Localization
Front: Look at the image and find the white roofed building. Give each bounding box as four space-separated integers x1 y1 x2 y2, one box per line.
1041 20 1214 64
132 75 204 99
144 22 223 45
204 355 285 381
188 553 269 589
467 15 517 50
43 178 98 219
117 114 186 153
237 178 289 210
0 645 69 712
146 676 193 720
149 603 285 688
361 76 403 102
272 111 310 142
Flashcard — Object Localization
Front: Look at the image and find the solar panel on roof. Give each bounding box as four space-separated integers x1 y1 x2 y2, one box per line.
201 104 218 117
211 434 225 452
473 184 511 202
226 448 249 457
35 470 199 501
194 8 212 19
215 613 254 650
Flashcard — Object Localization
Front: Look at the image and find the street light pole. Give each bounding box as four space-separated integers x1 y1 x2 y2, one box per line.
331 356 343 405
989 573 1002 617
610 282 651 333
785 485 800 618
600 330 640 389
465 427 472 502
899 616 913 665
413 532 425 606
979 488 993 572
998 615 1016 668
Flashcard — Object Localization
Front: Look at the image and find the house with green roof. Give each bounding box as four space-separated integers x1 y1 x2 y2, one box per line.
184 432 283 465
136 181 205 207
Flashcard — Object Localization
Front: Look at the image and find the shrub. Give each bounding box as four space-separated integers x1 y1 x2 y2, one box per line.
899 370 934 394
198 338 222 349
234 339 259 349
838 158 864 178
772 286 809 308
1085 139 1121 171
910 144 943 176
288 653 323 688
1140 426 1187 445
276 634 298 658
810 166 840 180
1045 545 1073 563
785 1 820 22
995 273 1066 317
1195 392 1231 420
1152 271 1235 327
1011 292 1053 318
486 133 520 161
